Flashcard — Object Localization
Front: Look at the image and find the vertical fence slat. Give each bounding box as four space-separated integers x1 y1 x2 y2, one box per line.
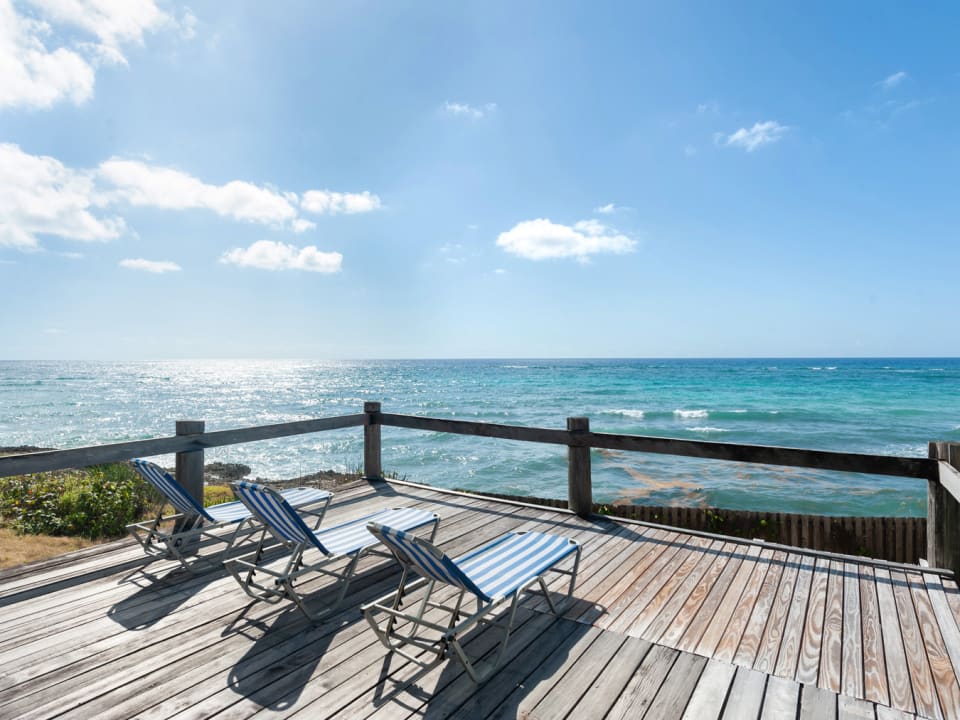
174 420 205 505
174 420 205 541
364 402 382 481
567 417 591 518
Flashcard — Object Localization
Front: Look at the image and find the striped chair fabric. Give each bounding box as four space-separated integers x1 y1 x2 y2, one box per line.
232 481 437 556
133 460 331 525
368 524 579 602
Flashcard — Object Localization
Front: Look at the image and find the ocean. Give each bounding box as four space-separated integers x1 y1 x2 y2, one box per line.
2 358 958 517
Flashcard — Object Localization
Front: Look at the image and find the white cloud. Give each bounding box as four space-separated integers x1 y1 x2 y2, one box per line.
683 144 697 157
494 268 506 275
879 71 908 90
443 101 497 119
0 0 95 109
99 159 300 226
496 218 636 262
0 142 125 249
0 0 179 110
594 203 616 215
27 0 170 48
301 189 381 215
119 258 181 273
220 240 343 273
291 218 316 233
1 145 374 252
723 121 788 152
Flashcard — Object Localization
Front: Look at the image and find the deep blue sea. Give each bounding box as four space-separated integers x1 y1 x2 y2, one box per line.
2 359 959 517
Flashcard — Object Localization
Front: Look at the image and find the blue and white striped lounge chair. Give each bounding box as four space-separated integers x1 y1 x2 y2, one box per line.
361 524 581 683
127 459 332 574
225 481 440 622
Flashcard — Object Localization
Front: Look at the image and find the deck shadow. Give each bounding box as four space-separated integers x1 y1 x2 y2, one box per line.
107 565 223 629
365 607 590 718
226 607 343 712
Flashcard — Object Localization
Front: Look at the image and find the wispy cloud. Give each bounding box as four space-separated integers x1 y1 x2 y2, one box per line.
301 190 381 215
722 121 788 152
878 71 908 91
220 240 342 273
496 218 635 263
98 159 300 227
683 144 697 157
0 0 188 110
119 258 181 273
443 101 497 119
1 143 379 252
594 203 617 215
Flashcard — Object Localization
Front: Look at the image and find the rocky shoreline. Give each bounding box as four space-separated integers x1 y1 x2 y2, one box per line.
0 448 360 491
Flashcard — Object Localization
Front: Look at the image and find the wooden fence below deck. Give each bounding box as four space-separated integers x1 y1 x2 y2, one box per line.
471 490 927 564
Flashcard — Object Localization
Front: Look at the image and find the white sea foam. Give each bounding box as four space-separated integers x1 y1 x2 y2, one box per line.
687 426 728 433
674 409 708 419
606 409 645 419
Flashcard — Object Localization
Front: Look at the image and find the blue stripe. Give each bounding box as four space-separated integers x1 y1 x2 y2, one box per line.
370 525 577 603
133 459 213 521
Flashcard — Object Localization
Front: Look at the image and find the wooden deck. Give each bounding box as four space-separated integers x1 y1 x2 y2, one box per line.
1 479 958 719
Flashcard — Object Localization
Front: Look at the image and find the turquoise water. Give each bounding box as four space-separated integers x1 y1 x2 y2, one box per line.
2 359 958 516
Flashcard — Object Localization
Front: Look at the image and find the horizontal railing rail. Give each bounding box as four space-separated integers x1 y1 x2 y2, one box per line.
0 409 938 482
0 414 365 477
379 413 937 481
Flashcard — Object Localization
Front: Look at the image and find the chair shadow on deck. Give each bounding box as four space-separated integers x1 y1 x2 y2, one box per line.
107 562 225 630
224 554 415 712
368 603 597 719
225 604 341 713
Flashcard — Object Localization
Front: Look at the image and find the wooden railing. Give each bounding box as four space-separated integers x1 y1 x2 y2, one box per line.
1 401 957 573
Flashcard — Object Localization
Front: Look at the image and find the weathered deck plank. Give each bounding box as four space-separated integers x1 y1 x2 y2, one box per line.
821 560 846 693
860 565 891 707
842 560 865 699
0 481 957 720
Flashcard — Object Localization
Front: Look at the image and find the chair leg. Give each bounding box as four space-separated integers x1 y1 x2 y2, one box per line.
445 593 520 684
288 551 363 623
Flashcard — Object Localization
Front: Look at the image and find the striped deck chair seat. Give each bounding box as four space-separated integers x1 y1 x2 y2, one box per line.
127 459 332 574
362 524 581 683
224 481 440 622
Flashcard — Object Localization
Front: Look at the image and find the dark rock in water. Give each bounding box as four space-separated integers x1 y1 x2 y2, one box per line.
0 446 57 455
204 462 251 483
255 469 362 491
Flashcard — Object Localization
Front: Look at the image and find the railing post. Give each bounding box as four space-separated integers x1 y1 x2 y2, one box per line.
567 417 592 517
928 441 960 573
364 402 383 481
175 420 205 541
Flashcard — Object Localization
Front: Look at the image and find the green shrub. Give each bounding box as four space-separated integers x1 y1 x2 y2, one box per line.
0 463 162 539
204 484 234 507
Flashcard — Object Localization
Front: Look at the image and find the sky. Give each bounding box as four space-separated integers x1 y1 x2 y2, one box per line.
1 1 958 360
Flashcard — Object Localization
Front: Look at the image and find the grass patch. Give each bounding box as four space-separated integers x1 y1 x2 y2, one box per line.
0 528 96 569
